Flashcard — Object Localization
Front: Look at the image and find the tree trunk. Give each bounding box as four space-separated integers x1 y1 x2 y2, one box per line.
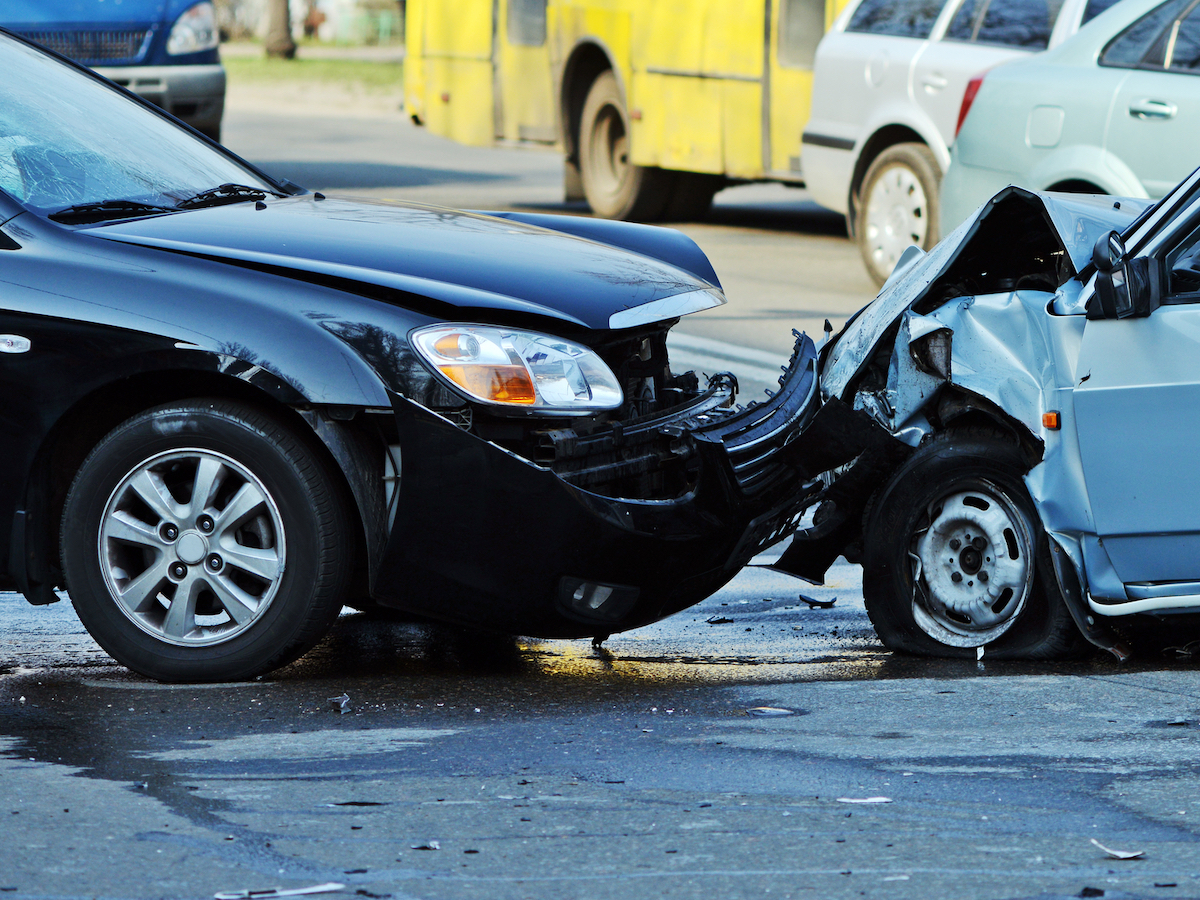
265 0 296 59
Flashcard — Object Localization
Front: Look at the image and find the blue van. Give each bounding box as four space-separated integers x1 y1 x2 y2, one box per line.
2 1 225 141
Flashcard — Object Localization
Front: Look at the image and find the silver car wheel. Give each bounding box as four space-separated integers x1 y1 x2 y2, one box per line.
863 162 929 277
98 448 286 647
910 486 1033 648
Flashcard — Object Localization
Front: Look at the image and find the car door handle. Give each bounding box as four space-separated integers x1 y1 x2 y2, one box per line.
921 73 948 93
1129 98 1177 119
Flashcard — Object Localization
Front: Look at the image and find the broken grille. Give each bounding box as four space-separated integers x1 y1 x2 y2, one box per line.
18 29 153 65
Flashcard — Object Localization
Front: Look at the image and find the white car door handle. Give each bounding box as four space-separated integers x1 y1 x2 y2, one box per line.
1129 98 1177 119
921 74 948 92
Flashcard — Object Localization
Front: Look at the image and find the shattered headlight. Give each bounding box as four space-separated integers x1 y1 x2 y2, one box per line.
412 325 623 413
167 2 219 55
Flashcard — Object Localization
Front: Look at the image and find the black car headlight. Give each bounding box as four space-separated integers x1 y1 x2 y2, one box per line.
412 325 623 413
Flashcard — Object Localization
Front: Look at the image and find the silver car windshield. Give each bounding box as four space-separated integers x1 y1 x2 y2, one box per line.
0 35 276 219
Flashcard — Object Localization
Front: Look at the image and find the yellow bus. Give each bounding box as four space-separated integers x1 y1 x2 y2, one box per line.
404 0 849 221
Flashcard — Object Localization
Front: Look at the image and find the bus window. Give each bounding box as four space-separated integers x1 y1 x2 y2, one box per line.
508 0 548 46
779 0 827 68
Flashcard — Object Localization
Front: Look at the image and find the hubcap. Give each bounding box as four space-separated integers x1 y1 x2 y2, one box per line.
864 163 928 278
910 487 1033 648
98 449 286 647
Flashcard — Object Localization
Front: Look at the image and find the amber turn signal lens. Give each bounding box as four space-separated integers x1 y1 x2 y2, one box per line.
439 364 536 404
1042 411 1060 430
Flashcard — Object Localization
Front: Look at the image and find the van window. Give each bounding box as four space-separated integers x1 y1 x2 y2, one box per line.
508 0 547 46
846 0 944 38
946 0 1064 48
779 0 827 67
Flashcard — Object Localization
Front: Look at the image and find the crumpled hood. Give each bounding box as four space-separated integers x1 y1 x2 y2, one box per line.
822 187 1150 401
91 196 725 331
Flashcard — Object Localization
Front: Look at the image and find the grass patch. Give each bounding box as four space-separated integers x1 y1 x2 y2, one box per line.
223 56 403 93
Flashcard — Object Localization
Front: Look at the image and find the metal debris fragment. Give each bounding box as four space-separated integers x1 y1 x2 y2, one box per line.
214 883 345 900
410 841 441 851
836 797 892 804
1090 838 1145 860
746 707 795 718
706 614 734 624
328 693 351 714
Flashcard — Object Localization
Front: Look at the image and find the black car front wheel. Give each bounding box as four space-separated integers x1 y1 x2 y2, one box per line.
863 428 1084 660
62 400 352 682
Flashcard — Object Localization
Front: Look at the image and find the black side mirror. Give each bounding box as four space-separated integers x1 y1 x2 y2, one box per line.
1088 230 1162 320
1092 230 1125 273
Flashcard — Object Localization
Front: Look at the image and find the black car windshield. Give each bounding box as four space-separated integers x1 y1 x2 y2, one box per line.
0 34 278 221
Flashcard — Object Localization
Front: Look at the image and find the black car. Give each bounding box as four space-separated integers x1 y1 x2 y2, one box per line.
0 30 833 682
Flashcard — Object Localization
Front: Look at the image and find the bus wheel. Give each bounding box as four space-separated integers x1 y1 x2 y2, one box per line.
579 71 671 221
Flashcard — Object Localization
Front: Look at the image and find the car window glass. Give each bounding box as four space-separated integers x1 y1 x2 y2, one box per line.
1166 2 1200 68
846 0 944 38
1164 219 1200 295
1101 0 1191 67
0 36 272 214
779 0 827 67
946 0 1063 47
507 0 547 46
1081 0 1123 24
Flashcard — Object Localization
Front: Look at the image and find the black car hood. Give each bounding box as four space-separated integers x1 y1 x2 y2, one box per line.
92 196 725 331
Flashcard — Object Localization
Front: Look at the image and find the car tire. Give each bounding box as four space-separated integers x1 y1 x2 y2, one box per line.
862 428 1085 660
857 143 941 287
579 71 672 221
61 400 352 682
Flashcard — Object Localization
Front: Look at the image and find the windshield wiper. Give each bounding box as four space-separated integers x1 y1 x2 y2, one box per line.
49 199 176 224
179 183 276 210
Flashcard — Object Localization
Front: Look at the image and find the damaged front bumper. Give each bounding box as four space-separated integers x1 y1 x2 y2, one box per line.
370 332 861 637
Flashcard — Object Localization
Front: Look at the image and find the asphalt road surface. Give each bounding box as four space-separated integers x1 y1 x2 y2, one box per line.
3 98 1200 900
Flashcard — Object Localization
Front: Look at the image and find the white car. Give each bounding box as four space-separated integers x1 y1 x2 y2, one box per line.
942 0 1200 231
802 0 1120 284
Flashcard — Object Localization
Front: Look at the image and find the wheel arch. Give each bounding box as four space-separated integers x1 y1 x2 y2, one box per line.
935 388 1044 472
14 368 382 609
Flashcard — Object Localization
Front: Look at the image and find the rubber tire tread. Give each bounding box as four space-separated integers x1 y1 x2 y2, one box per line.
862 426 1086 660
579 71 672 221
61 399 352 682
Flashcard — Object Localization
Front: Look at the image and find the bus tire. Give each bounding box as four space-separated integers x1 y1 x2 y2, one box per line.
579 71 671 221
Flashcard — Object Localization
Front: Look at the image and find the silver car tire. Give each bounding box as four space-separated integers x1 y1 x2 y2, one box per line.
61 400 352 682
863 427 1085 660
857 143 941 287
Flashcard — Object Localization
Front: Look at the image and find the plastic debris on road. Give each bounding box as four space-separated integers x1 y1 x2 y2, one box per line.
706 615 734 624
410 841 441 851
328 693 351 714
836 797 892 804
746 707 795 717
214 882 345 900
1090 838 1145 860
799 594 836 609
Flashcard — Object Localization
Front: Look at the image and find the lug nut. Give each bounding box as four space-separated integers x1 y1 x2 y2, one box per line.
979 571 989 583
973 536 987 550
197 515 214 534
206 554 223 572
951 572 963 583
949 538 961 551
170 563 188 579
161 524 179 541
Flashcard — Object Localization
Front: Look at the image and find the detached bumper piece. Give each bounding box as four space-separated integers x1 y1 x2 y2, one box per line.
375 332 828 637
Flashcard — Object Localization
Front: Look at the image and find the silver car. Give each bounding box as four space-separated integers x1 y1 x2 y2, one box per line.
942 0 1200 233
802 0 1121 285
780 169 1200 660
